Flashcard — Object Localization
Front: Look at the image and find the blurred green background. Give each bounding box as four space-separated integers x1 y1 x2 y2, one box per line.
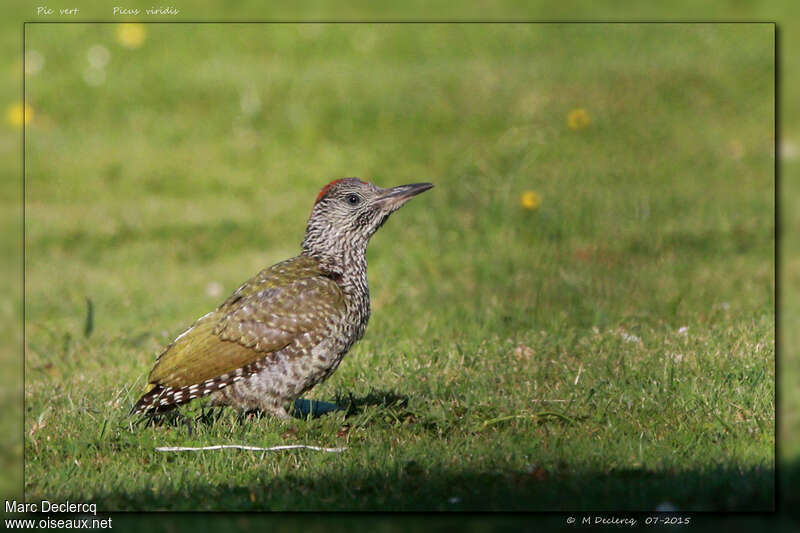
0 0 794 527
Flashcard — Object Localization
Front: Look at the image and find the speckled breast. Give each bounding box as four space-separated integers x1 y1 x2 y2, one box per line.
209 313 366 412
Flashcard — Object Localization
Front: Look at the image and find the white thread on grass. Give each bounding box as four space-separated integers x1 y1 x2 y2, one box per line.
155 444 346 453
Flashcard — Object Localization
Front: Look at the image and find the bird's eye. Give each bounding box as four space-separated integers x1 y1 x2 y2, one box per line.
346 193 361 205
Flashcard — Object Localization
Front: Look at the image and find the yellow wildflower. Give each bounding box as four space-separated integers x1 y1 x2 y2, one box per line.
6 103 33 126
520 190 542 210
116 23 147 49
567 108 591 130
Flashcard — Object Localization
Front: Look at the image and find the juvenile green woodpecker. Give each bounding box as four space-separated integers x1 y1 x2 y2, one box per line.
132 178 433 418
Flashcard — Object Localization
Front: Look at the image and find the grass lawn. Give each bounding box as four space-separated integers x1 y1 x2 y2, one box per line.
22 22 774 511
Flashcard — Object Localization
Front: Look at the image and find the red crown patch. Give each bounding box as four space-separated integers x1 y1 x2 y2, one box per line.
315 178 367 204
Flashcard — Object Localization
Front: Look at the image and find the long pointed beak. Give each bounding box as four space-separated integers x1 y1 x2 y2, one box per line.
377 182 434 209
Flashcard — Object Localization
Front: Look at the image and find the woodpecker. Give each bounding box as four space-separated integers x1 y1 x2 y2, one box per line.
132 178 433 418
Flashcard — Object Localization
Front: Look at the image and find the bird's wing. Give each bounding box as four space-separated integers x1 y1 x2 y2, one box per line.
146 272 345 389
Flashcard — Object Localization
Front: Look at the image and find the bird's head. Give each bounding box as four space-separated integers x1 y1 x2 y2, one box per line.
301 177 433 262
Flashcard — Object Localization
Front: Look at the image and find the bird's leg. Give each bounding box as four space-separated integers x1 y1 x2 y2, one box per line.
272 406 290 420
255 399 290 419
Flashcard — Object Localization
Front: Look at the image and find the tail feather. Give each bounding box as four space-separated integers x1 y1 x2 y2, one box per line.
130 385 179 415
130 358 268 415
130 383 202 415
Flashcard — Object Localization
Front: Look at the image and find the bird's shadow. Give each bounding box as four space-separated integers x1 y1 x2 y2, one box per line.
291 388 410 419
331 389 409 416
131 389 411 430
